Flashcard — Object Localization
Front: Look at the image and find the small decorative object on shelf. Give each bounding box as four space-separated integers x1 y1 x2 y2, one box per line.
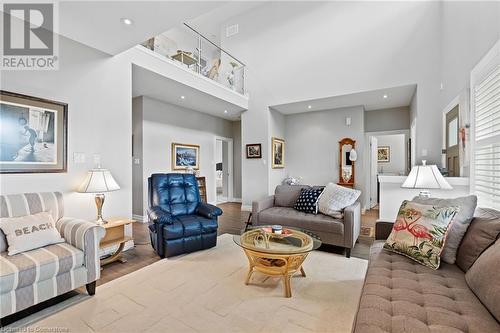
283 176 302 185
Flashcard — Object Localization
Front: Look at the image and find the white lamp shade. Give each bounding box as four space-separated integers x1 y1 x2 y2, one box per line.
402 164 452 190
349 149 357 162
78 169 120 193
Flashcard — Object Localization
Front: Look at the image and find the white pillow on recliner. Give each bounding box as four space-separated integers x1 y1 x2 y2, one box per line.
318 183 361 218
0 211 64 255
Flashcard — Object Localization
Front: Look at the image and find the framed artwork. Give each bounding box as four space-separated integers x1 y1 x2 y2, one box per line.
172 142 200 170
271 137 285 168
377 146 390 162
0 90 68 174
246 143 262 158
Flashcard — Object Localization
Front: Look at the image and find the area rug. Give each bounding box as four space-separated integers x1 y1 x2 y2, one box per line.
24 234 368 333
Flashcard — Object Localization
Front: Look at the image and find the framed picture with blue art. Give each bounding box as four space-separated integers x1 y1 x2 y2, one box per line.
0 91 68 174
172 142 200 170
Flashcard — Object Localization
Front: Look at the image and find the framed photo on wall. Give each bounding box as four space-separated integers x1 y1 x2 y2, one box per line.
271 137 285 168
0 90 68 174
246 143 262 158
377 146 390 162
172 142 200 170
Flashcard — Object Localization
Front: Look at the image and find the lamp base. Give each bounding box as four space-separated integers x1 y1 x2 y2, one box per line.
94 193 108 225
418 190 431 198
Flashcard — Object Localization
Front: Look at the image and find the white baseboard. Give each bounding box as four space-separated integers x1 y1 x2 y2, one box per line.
241 205 252 212
132 214 146 223
231 197 242 203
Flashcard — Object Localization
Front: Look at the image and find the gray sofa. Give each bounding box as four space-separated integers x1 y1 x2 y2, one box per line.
252 185 361 257
353 207 500 332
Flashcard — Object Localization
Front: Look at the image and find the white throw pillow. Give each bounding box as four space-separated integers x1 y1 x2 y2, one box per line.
0 211 64 256
318 183 361 217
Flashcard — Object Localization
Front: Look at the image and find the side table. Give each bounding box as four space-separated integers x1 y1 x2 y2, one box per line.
100 217 135 266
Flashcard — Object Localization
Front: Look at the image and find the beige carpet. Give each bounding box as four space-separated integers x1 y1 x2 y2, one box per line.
28 234 368 333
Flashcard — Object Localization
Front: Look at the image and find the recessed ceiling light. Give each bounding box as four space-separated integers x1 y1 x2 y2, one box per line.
180 95 185 99
307 105 312 109
224 110 228 114
121 18 133 26
383 94 388 99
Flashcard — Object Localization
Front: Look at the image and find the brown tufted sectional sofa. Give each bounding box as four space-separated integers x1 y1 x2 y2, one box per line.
353 208 500 333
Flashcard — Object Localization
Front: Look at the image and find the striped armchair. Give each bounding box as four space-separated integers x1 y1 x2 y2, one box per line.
0 192 105 319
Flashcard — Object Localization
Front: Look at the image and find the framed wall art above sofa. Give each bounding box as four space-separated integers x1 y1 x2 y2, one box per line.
0 90 68 174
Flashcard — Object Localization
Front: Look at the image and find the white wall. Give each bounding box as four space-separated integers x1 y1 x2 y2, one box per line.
285 106 365 200
232 120 242 199
221 1 442 206
375 134 406 175
0 36 132 221
440 1 500 111
365 107 410 132
137 96 234 215
132 97 144 217
268 109 286 194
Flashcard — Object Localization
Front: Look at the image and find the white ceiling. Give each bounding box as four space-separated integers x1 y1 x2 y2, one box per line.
132 65 245 121
271 84 417 114
55 1 228 55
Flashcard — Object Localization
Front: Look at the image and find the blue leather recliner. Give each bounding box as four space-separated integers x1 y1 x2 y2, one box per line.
147 173 223 258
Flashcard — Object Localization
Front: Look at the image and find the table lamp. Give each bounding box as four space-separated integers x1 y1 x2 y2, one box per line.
401 160 452 197
78 168 120 225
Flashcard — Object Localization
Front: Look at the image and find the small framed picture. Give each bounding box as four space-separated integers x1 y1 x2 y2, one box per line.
272 137 285 168
246 143 262 159
172 142 200 170
0 90 68 174
377 146 390 162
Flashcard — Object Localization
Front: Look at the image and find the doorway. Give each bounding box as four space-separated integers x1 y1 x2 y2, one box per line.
365 130 410 209
215 137 233 204
445 105 459 177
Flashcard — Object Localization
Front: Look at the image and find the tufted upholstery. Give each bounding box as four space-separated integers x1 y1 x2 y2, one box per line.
147 173 222 258
149 173 201 216
353 241 500 333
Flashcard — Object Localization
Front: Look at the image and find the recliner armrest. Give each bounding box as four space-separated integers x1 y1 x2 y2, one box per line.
148 206 174 224
196 202 223 219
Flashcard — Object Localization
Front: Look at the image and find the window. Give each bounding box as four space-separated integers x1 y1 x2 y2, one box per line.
471 41 500 210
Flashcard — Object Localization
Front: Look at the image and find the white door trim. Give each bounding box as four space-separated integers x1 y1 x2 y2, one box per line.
215 136 234 203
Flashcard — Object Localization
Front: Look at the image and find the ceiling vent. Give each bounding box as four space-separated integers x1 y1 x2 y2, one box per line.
226 24 239 37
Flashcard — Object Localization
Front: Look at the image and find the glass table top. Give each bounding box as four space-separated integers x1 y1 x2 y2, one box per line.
233 226 322 255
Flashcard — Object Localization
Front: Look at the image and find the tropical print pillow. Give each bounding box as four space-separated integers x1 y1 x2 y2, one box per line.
384 200 459 270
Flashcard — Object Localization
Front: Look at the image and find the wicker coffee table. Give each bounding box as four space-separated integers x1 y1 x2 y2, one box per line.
233 226 321 297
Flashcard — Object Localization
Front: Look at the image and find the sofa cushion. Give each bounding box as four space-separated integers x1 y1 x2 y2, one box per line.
465 239 500 322
0 212 65 256
384 200 459 270
0 243 84 293
412 195 477 264
354 241 500 333
258 207 344 235
162 215 217 240
293 188 323 214
318 183 361 215
274 185 310 207
456 207 500 272
0 192 64 253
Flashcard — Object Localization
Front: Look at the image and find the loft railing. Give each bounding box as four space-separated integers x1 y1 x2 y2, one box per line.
141 23 245 95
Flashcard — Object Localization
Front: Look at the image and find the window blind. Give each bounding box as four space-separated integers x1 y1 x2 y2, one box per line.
473 64 500 210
